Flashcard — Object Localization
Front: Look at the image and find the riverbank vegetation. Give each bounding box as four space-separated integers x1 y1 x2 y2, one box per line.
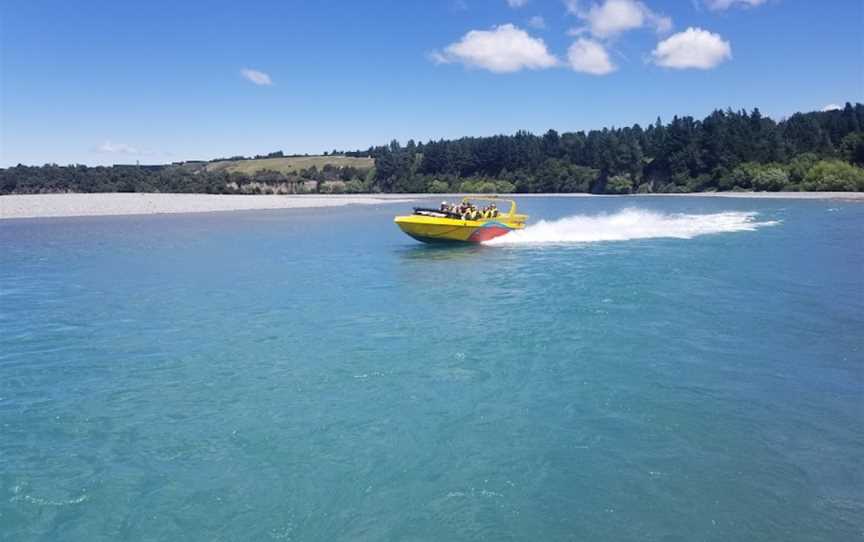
3 103 862 195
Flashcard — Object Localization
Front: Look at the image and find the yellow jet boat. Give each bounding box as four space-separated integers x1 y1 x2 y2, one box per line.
394 196 528 244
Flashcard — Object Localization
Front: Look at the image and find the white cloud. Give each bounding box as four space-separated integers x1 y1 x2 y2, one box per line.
651 27 731 69
506 0 529 7
822 104 842 112
428 51 447 65
432 24 558 73
567 38 616 74
705 0 767 10
528 15 546 29
567 0 672 38
240 68 273 86
96 141 141 155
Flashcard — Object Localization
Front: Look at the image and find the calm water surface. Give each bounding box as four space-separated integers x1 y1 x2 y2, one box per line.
1 196 862 541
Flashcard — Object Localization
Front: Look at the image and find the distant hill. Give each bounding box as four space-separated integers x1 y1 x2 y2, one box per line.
2 104 863 195
204 155 374 175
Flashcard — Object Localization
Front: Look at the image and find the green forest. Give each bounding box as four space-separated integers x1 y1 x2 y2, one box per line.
3 103 863 195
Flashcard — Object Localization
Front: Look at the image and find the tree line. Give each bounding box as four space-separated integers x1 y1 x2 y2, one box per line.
366 102 864 193
2 103 863 195
0 163 375 195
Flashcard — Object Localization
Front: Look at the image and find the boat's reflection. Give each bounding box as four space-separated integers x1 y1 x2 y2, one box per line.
395 243 490 262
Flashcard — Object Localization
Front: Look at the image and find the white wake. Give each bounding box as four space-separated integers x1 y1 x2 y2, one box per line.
486 208 778 245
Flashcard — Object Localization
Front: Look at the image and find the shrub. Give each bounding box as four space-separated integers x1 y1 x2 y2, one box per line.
802 160 864 191
427 180 450 193
752 166 789 191
605 174 634 194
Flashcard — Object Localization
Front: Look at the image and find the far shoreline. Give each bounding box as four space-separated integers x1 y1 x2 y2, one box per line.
1 191 862 220
0 193 421 221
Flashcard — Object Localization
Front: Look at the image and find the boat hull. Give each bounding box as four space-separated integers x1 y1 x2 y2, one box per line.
394 215 519 244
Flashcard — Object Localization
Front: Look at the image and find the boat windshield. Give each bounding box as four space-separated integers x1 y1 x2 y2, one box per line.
412 206 461 219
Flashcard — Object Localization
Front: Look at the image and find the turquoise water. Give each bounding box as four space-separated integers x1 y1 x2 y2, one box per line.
1 197 862 541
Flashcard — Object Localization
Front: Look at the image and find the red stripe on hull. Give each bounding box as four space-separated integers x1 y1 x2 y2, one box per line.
468 226 511 243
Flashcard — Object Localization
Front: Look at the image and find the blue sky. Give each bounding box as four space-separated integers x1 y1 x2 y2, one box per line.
1 0 862 166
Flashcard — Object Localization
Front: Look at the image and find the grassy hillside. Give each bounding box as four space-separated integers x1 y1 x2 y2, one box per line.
205 155 373 175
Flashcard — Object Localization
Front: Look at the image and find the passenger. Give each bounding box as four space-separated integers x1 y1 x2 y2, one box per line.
440 201 448 212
